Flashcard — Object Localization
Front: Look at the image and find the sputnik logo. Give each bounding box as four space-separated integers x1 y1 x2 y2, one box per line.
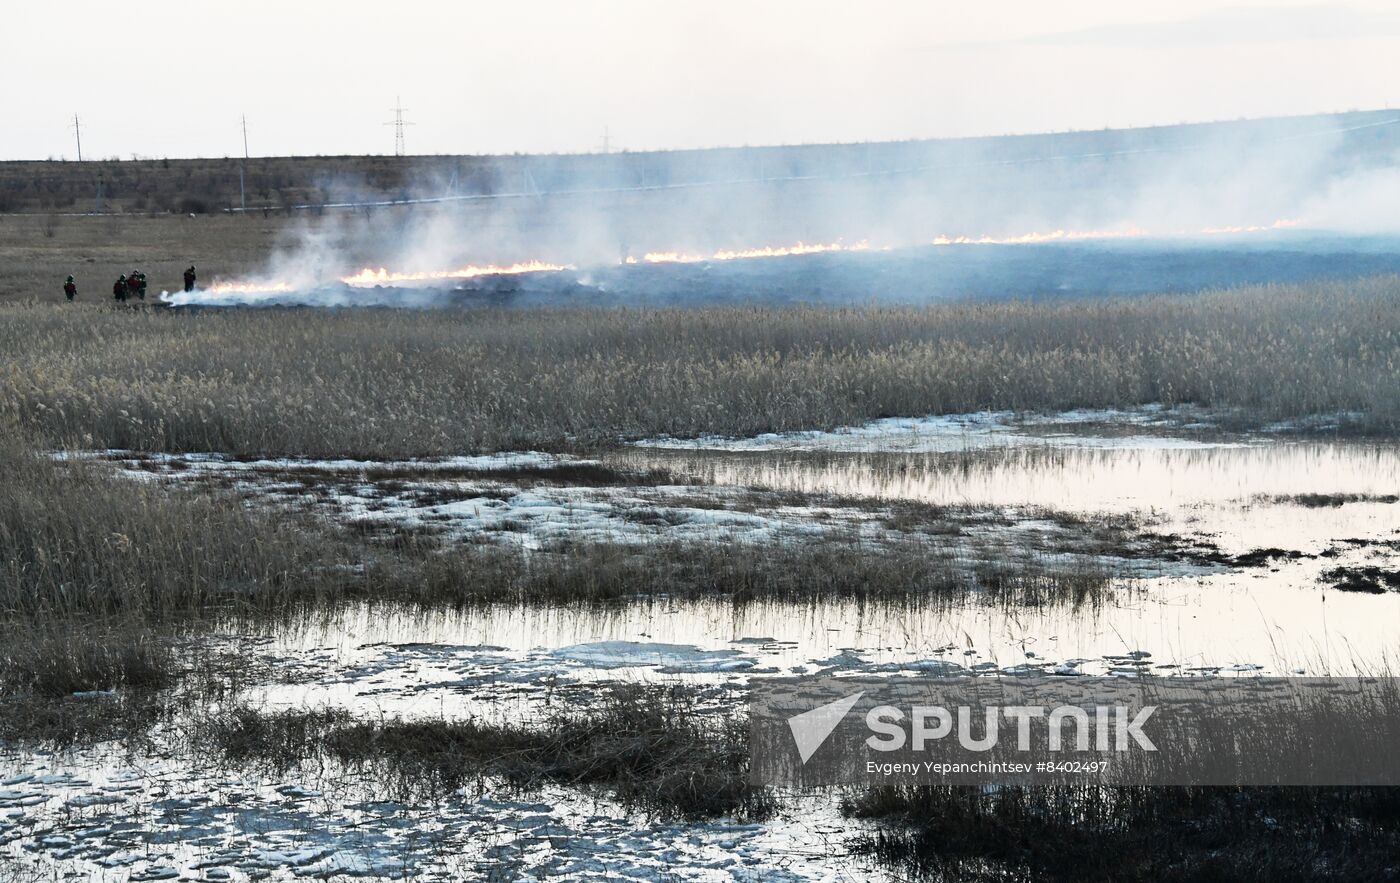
788 692 864 763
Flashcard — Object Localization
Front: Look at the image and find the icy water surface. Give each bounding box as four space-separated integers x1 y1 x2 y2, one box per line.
51 408 1400 687
618 410 1400 674
9 407 1400 881
0 751 860 881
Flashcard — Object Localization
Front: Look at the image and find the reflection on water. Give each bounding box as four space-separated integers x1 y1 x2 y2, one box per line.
620 443 1400 518
621 441 1400 673
8 423 1400 882
254 437 1400 687
269 567 1396 710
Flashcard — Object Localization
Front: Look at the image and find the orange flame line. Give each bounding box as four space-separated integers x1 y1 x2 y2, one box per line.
203 221 1301 294
341 260 571 287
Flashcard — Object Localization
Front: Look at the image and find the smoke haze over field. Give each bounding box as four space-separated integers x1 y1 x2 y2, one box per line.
163 109 1400 305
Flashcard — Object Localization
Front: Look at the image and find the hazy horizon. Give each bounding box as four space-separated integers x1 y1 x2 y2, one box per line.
8 1 1400 162
6 106 1398 164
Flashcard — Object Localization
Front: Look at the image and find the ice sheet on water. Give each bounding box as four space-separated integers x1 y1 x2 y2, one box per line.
2 746 860 882
633 411 1020 452
552 641 757 672
632 404 1249 452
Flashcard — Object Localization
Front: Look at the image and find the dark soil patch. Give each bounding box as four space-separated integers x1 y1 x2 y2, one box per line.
1322 565 1400 594
1269 493 1399 508
361 462 681 488
1228 547 1311 568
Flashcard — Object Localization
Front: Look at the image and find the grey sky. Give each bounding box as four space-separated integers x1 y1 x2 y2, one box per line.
6 0 1399 160
1020 3 1400 47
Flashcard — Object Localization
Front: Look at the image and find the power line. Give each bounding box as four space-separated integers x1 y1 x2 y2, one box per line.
385 96 413 156
597 125 614 154
207 114 1400 214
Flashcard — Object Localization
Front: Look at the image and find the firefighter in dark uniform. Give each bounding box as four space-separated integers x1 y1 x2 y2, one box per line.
114 275 128 302
63 275 77 301
183 265 197 293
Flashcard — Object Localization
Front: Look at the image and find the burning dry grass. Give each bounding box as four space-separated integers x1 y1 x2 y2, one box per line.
2 277 1399 457
0 211 286 304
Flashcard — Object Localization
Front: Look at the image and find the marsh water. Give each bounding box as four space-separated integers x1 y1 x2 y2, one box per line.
7 408 1400 880
270 411 1400 699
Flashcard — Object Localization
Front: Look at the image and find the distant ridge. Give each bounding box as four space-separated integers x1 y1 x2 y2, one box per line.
3 109 1396 216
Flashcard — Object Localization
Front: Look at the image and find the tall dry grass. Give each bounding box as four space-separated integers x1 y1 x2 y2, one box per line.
0 430 325 739
2 277 1398 457
846 783 1400 882
204 684 770 821
0 433 325 621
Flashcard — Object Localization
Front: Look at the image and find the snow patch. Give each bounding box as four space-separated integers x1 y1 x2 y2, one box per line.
551 641 757 673
633 405 1250 453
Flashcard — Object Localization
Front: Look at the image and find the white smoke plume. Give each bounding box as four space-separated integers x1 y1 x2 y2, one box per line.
163 110 1400 308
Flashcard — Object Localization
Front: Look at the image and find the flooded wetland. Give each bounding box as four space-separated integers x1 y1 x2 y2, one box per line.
7 401 1399 880
5 282 1400 881
10 7 1400 876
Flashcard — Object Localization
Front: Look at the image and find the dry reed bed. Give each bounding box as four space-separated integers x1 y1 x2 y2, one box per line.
203 685 769 822
4 438 1398 873
2 277 1398 457
845 784 1400 882
0 434 323 622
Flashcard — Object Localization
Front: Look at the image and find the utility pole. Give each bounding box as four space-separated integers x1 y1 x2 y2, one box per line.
385 96 413 156
239 114 249 211
73 114 83 162
597 125 613 154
